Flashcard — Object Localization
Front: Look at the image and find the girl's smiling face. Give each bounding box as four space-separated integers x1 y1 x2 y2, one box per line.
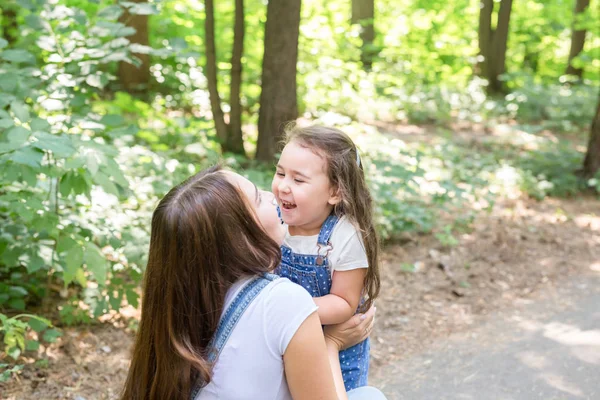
271 141 340 236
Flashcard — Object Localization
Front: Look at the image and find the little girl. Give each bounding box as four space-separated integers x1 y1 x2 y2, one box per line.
272 125 380 391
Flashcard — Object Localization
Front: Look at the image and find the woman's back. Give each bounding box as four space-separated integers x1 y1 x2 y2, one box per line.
196 276 317 400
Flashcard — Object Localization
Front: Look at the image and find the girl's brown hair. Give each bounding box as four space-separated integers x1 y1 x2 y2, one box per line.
121 165 280 400
283 125 380 312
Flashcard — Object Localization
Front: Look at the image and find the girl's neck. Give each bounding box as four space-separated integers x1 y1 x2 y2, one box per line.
288 224 321 236
287 209 337 237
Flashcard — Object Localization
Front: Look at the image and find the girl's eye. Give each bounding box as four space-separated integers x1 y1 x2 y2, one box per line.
294 179 304 183
276 172 284 177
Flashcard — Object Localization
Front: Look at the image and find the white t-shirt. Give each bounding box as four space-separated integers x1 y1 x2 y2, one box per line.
196 277 318 400
283 216 369 276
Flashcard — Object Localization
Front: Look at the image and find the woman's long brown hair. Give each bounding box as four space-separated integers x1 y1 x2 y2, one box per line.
121 165 281 400
283 125 381 312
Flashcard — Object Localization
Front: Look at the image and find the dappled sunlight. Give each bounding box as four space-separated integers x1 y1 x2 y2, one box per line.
570 346 600 365
517 350 550 369
489 123 548 151
537 373 585 398
543 322 600 347
574 214 600 231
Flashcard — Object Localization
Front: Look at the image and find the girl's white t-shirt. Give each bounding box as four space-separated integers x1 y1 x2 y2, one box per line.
196 276 318 400
283 215 369 276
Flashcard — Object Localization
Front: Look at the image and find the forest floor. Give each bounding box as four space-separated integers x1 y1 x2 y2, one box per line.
1 125 599 400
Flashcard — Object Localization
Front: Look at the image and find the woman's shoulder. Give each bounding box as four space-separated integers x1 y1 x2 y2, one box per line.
263 277 314 304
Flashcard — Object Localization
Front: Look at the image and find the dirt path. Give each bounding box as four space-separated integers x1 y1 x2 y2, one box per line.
1 196 598 399
372 272 600 399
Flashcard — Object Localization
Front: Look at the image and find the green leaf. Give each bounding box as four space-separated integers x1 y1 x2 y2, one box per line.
63 245 84 286
114 27 137 38
7 299 26 310
109 292 121 310
28 317 51 334
8 286 28 297
0 119 15 130
0 38 7 49
0 126 30 153
98 5 124 19
16 0 35 10
59 172 75 197
7 347 21 360
20 166 38 186
10 101 30 123
25 340 40 351
129 44 153 54
74 268 87 287
85 74 108 89
99 114 124 127
93 171 119 196
85 243 107 285
122 2 159 15
32 132 76 158
25 253 45 274
30 118 51 132
0 72 18 92
24 14 45 30
0 49 36 64
125 288 138 308
42 329 62 343
86 152 100 176
10 146 44 167
103 158 128 187
57 236 77 254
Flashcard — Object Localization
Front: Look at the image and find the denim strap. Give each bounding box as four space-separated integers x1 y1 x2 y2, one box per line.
317 214 339 246
190 273 278 399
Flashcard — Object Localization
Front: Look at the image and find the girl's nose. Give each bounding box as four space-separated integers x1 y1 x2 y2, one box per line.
278 181 290 193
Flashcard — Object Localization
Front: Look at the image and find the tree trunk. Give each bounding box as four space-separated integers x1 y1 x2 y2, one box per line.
227 0 246 156
351 0 376 70
565 0 590 78
477 0 493 78
256 0 302 162
1 5 18 47
582 93 600 178
490 0 513 94
204 0 229 147
118 0 150 92
477 0 513 95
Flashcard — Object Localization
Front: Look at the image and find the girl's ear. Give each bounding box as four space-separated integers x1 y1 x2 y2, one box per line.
327 187 341 206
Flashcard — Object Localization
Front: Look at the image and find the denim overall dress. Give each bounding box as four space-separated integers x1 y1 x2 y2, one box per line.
190 273 279 399
274 214 370 391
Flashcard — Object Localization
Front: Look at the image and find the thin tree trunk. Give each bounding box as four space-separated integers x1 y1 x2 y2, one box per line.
477 0 493 78
477 0 513 95
582 93 600 178
227 0 246 156
2 6 18 47
489 0 513 93
351 0 376 70
118 0 150 92
204 0 229 147
256 0 302 161
566 0 590 78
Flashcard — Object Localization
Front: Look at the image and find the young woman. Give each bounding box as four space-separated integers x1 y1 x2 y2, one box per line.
120 166 386 400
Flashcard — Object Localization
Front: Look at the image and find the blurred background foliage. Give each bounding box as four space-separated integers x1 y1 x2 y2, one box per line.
0 0 598 377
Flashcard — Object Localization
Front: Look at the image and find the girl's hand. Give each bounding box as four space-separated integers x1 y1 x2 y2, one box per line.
323 305 376 351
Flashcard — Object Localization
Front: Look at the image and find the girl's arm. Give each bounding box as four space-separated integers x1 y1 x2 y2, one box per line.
314 268 366 325
284 306 376 400
284 311 348 400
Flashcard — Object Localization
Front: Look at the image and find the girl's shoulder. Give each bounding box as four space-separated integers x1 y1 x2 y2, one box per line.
331 215 361 242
